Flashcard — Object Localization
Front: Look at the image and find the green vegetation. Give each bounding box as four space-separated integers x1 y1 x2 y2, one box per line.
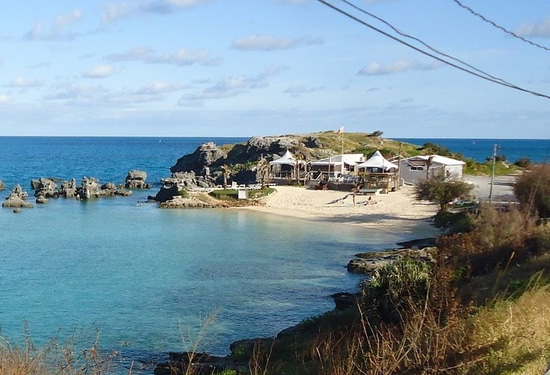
414 176 474 211
514 164 550 217
179 189 189 198
208 187 275 201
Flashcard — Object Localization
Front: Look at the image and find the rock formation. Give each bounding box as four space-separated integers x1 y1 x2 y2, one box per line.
347 247 437 275
0 180 5 191
125 170 152 189
170 142 227 174
2 185 34 209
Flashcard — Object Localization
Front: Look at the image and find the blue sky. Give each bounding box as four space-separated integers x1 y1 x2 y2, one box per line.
0 0 549 138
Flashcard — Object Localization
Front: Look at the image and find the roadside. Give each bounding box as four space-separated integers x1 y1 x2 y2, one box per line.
464 174 517 203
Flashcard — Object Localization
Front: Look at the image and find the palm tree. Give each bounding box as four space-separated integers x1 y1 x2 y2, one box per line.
257 159 270 188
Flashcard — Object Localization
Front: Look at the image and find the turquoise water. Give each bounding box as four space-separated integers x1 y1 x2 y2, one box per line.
0 137 428 370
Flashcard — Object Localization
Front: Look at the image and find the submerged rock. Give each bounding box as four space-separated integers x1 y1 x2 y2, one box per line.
36 196 49 204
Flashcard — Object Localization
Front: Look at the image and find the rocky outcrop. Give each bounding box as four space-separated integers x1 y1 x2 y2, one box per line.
170 142 227 174
347 247 437 275
3 185 33 209
60 179 77 198
79 177 101 200
34 178 58 198
153 172 217 202
125 170 152 189
36 196 49 204
0 180 5 191
159 196 217 209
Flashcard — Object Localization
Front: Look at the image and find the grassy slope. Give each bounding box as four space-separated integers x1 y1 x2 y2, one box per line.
224 131 521 176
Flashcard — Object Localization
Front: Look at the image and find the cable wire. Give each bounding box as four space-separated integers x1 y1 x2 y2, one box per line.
453 0 550 52
340 0 513 86
316 0 550 100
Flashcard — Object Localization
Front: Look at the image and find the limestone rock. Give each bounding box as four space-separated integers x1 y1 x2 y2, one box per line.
36 196 49 204
12 208 22 214
125 170 152 189
60 179 77 198
170 142 227 174
0 180 5 191
34 178 58 198
79 177 101 200
159 196 215 209
3 197 34 209
348 247 437 275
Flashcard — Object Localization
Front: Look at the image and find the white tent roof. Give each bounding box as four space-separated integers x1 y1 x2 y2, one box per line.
403 155 465 166
357 151 398 170
311 154 364 166
270 150 297 166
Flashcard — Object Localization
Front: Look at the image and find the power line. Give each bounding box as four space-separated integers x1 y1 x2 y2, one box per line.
316 0 550 100
453 0 550 52
340 0 513 86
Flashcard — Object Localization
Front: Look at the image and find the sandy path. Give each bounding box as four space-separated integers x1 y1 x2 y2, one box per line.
242 186 440 238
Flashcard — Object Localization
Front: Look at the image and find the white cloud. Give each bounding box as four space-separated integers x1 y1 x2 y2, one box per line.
55 9 83 29
0 94 9 104
284 84 324 96
44 81 185 107
517 17 550 38
7 76 45 88
106 47 221 66
231 35 324 51
102 0 210 23
358 59 441 75
24 9 84 41
179 66 286 105
82 65 116 79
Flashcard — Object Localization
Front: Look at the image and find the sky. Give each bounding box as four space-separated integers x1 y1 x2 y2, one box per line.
0 0 549 138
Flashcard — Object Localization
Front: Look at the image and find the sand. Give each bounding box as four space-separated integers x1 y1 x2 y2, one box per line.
242 186 441 238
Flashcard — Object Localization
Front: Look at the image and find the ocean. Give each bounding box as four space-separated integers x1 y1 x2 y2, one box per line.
0 136 412 373
0 136 545 372
397 138 550 163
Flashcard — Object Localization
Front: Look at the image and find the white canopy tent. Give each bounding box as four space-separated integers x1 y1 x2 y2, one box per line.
269 150 297 167
357 151 398 172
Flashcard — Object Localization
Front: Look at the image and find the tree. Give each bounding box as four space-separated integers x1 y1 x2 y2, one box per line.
414 176 473 211
514 164 550 217
256 159 270 188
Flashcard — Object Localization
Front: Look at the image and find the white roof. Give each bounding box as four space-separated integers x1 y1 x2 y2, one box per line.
403 155 465 166
270 150 297 166
311 154 364 166
357 150 398 170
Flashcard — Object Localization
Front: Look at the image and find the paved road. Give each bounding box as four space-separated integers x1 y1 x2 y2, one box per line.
464 175 517 203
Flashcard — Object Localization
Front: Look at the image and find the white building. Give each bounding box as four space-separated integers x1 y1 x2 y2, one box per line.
357 151 398 173
399 155 466 185
311 154 365 177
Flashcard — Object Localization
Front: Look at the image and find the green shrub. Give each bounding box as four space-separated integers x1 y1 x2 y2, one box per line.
414 176 474 211
179 189 189 198
514 157 532 168
514 165 550 217
209 189 238 200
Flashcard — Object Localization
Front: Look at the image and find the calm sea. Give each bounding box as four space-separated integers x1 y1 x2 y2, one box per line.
0 137 422 373
397 138 550 163
0 136 544 371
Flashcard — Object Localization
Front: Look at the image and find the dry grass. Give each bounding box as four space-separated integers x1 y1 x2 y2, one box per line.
464 280 550 375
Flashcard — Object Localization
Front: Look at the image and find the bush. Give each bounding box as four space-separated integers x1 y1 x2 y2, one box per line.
414 176 474 211
179 189 189 198
514 157 532 168
368 258 433 300
514 165 550 217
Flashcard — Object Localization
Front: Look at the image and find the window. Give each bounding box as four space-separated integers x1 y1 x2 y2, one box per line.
409 166 424 171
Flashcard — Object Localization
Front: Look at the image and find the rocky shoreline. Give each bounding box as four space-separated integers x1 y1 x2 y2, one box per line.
153 237 437 375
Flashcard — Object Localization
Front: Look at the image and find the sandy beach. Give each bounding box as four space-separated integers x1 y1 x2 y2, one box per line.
243 186 440 238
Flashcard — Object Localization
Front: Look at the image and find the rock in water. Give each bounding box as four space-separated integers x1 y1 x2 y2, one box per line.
125 170 152 189
0 180 5 191
34 178 58 198
60 179 77 198
79 177 101 200
36 196 49 204
3 185 33 208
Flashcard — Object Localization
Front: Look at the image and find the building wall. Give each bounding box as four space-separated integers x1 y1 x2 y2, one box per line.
399 160 464 185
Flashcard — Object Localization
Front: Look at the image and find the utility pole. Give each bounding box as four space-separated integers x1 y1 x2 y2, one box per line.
489 143 497 203
397 143 402 190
